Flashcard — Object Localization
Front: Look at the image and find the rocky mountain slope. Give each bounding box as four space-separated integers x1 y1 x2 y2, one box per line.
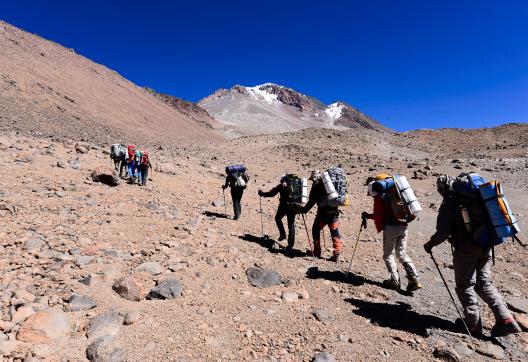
198 83 388 137
0 20 219 146
0 124 527 361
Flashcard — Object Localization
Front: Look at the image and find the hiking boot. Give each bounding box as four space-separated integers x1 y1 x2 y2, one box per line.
455 318 484 338
383 278 401 290
278 234 286 242
491 318 522 337
329 254 340 263
284 246 294 256
406 277 422 292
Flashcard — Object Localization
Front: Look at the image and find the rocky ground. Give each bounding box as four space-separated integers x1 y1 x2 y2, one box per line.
0 124 527 361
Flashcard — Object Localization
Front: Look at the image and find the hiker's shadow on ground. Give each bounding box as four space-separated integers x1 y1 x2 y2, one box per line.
345 298 458 337
305 267 413 296
91 173 119 187
203 211 230 219
240 234 310 258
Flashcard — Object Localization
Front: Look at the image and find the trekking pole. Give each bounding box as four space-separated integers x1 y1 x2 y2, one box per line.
345 219 366 279
222 188 227 216
514 235 528 249
430 252 472 338
301 213 314 257
259 196 264 237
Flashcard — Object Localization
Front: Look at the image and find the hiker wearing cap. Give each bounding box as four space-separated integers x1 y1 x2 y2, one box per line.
223 165 250 220
126 145 136 180
301 169 344 262
362 175 422 292
139 150 152 186
258 174 306 255
424 174 521 338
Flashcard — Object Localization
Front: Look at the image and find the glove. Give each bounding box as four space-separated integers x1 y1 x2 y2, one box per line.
424 242 434 254
258 190 263 196
361 212 369 220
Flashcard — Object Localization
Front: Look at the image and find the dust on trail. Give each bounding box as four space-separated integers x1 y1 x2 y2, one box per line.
1 126 527 361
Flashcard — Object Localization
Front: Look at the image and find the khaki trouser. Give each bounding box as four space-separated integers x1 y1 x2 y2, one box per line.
453 241 511 329
383 224 418 282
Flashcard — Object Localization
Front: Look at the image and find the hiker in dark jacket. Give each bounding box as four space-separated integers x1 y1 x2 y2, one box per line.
424 175 521 338
362 178 421 292
301 170 343 262
139 151 152 186
258 176 298 254
223 170 249 220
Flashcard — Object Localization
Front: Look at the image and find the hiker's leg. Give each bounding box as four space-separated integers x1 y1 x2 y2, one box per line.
286 210 296 248
275 205 287 240
383 224 400 283
328 214 342 256
311 215 324 257
453 242 482 331
142 166 148 186
395 225 419 279
475 247 512 322
231 188 242 219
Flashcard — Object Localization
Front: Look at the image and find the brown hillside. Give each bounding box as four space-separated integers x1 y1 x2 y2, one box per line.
0 20 219 146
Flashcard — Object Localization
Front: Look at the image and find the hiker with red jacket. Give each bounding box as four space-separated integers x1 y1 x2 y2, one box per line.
126 145 136 180
362 177 422 292
301 170 343 262
139 150 152 186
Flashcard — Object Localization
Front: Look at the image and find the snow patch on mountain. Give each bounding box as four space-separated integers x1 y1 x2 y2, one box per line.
325 102 344 121
246 84 278 104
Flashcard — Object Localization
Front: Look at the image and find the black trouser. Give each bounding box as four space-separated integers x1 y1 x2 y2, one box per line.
276 204 296 248
140 165 149 186
231 187 244 219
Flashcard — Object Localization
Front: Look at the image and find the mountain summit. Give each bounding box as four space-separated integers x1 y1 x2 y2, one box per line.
198 83 389 136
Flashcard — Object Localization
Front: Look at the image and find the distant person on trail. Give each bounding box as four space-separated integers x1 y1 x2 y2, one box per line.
362 176 422 292
301 170 343 262
223 165 249 220
258 174 304 255
132 148 143 184
424 175 521 338
110 144 127 178
139 150 152 186
126 145 136 180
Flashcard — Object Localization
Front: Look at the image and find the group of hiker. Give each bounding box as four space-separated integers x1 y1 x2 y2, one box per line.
222 164 523 338
110 144 152 186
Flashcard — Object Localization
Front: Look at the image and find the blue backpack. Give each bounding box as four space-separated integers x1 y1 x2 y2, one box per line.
452 173 520 247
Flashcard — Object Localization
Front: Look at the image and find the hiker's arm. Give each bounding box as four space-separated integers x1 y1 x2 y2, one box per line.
260 185 280 198
426 200 454 249
222 175 230 189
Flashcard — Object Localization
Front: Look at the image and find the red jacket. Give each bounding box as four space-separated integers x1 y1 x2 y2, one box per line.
367 195 386 233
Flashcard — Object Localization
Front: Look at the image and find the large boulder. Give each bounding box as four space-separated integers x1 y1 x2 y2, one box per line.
112 274 154 301
147 279 182 300
17 309 70 344
246 267 282 288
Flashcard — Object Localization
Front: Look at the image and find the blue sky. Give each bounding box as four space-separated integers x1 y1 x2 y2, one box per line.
2 0 528 131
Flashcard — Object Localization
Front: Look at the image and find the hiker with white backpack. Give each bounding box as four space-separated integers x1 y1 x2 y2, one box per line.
301 168 349 262
362 174 422 292
110 143 127 179
223 165 249 220
258 174 308 255
424 173 522 338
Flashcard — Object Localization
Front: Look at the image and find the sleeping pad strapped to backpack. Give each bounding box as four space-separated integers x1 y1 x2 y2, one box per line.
321 167 349 207
452 172 520 247
373 174 421 222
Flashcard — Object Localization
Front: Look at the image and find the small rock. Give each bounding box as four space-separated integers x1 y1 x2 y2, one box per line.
0 340 19 356
17 309 70 344
433 346 460 362
312 351 336 362
298 290 310 299
246 267 282 288
57 160 67 168
147 278 182 300
24 239 44 252
123 311 140 325
76 256 95 267
86 335 126 362
67 295 97 312
281 291 298 303
506 297 528 314
135 261 164 276
75 144 89 154
113 274 154 301
87 310 121 340
516 314 528 332
11 305 34 323
313 309 335 324
476 342 505 360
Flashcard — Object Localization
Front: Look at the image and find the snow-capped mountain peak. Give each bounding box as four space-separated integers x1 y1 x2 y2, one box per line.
325 102 345 121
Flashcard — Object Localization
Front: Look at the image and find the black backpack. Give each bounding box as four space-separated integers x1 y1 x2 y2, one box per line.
283 174 303 211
